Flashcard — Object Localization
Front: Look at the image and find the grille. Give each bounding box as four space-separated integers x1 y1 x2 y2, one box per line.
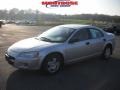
5 54 15 65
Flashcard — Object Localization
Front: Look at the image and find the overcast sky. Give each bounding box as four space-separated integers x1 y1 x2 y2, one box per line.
0 0 120 15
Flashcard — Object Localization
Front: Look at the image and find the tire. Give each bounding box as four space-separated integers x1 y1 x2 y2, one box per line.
113 31 117 35
42 54 63 74
102 46 112 60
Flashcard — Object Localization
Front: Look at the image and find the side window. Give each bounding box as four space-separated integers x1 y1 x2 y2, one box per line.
70 29 90 42
89 28 104 39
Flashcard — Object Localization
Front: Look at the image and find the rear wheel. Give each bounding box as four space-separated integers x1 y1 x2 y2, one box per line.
42 54 63 74
102 46 112 60
113 31 117 35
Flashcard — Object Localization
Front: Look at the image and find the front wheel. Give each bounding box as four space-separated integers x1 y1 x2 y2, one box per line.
42 54 63 74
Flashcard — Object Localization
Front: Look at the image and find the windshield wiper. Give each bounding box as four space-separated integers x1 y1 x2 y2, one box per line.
35 37 63 43
35 37 39 40
40 37 52 42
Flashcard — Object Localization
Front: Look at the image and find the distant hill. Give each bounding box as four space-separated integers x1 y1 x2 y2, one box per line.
0 8 120 26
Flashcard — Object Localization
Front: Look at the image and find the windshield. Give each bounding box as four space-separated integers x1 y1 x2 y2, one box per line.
36 26 75 43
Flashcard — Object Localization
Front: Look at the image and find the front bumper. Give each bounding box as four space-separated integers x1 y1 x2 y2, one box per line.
5 54 40 70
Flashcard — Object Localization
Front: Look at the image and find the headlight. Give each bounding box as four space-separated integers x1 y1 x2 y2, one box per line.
18 51 39 58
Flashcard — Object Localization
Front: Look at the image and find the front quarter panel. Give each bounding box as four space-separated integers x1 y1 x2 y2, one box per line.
38 43 66 67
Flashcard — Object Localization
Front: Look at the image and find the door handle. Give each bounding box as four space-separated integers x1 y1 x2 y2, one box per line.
103 39 106 42
86 42 90 45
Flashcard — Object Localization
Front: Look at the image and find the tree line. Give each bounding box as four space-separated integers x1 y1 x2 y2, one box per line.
0 8 120 23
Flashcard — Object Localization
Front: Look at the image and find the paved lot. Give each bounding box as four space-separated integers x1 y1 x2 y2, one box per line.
0 24 120 90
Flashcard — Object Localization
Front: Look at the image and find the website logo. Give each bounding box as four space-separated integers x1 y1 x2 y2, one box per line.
41 0 78 8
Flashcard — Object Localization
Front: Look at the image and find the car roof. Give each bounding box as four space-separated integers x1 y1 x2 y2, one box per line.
59 24 95 30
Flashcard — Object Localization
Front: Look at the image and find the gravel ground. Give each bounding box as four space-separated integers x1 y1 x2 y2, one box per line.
0 24 120 90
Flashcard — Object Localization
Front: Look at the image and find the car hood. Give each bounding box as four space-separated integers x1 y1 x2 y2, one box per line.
8 38 59 53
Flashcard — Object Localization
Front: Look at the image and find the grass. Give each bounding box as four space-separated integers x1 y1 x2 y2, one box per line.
36 19 93 26
60 19 92 24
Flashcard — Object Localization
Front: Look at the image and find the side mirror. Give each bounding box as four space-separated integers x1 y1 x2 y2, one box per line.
69 38 79 44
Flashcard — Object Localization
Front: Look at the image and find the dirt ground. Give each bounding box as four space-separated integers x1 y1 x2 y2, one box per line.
0 24 120 90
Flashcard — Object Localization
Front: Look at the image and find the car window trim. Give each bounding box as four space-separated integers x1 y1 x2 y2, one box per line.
87 28 104 39
68 28 92 43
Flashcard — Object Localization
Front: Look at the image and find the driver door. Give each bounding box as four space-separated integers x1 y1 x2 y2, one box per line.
65 28 93 62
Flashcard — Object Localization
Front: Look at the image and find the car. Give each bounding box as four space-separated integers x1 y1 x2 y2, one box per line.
5 24 115 74
103 25 120 35
0 20 5 28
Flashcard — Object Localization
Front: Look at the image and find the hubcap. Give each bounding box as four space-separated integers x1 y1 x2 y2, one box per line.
47 58 60 73
105 48 111 58
114 31 117 34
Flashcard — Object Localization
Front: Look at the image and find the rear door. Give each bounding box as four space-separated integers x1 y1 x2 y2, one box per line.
88 28 105 55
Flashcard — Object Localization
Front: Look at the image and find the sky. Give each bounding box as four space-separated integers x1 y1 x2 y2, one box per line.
0 0 120 16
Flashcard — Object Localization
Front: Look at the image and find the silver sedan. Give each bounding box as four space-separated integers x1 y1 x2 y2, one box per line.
5 24 115 74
